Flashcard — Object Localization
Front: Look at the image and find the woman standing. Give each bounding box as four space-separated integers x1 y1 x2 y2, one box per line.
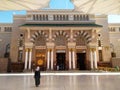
34 66 41 87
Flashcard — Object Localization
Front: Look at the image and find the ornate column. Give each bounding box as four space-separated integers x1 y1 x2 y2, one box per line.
28 48 32 70
68 42 76 70
24 48 29 70
24 42 33 70
47 49 50 70
94 50 98 69
72 49 76 69
51 49 54 70
69 49 72 69
46 42 55 70
90 49 94 70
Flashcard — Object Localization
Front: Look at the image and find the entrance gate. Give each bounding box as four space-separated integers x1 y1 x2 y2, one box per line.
56 53 66 70
77 53 86 70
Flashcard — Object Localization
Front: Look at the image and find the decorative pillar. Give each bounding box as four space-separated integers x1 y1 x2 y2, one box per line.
94 50 98 69
25 48 29 70
28 48 32 70
51 49 54 70
90 49 94 70
69 49 72 69
47 49 50 70
72 49 76 69
46 42 55 70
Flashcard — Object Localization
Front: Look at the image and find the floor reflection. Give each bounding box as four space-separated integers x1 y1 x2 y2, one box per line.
0 75 120 90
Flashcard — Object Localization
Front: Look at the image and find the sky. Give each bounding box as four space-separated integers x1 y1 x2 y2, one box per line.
0 0 120 23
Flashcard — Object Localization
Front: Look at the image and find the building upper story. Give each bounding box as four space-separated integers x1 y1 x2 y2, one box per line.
25 10 95 24
0 23 12 33
109 23 120 33
0 10 120 33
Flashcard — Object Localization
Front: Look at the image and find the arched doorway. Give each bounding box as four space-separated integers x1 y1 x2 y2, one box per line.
74 31 91 70
31 30 48 71
53 30 69 70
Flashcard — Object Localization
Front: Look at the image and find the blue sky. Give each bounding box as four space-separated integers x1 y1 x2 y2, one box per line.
0 0 120 23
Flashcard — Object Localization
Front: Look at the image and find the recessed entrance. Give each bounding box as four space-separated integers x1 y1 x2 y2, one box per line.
56 53 66 70
35 49 46 71
77 53 86 70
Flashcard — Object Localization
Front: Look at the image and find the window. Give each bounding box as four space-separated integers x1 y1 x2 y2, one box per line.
4 44 10 58
109 27 115 32
4 27 12 32
46 15 48 20
33 15 35 20
86 15 89 21
98 40 101 47
119 27 120 32
18 50 23 61
98 34 101 47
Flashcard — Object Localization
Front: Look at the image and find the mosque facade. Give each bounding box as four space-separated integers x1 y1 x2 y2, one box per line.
1 10 117 72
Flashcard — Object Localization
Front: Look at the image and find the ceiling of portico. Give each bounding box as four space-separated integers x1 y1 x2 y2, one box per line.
72 0 120 14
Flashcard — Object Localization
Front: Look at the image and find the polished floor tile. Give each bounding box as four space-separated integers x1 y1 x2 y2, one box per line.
0 73 120 90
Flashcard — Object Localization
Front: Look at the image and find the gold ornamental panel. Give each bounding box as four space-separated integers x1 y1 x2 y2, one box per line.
37 59 44 66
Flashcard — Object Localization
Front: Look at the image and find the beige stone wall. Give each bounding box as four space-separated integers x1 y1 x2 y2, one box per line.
0 10 115 70
109 23 120 57
111 58 120 67
10 15 26 62
95 15 111 62
0 24 12 58
0 58 8 73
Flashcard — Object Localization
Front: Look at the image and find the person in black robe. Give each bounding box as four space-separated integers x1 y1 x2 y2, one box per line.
34 66 41 87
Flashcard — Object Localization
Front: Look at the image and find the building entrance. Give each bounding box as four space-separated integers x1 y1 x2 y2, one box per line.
77 53 86 70
56 53 66 70
35 49 46 71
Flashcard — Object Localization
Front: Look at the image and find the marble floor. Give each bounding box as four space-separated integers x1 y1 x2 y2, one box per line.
0 72 120 90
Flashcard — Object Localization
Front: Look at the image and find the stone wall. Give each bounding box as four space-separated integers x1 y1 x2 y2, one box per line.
0 58 8 73
111 58 120 67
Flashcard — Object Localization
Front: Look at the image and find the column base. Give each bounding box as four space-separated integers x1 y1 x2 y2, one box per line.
23 69 32 72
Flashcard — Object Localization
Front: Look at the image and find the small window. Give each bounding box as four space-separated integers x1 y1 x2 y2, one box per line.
119 27 120 32
98 40 101 47
33 15 35 20
4 27 12 32
112 27 115 32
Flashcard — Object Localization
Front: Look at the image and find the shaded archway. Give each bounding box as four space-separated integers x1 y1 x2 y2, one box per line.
74 31 92 44
53 30 69 46
30 30 48 71
74 31 92 70
53 30 70 70
30 30 48 44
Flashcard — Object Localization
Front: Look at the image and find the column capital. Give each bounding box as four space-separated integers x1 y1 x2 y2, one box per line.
90 48 96 52
29 48 32 52
47 48 52 51
25 42 33 48
68 48 72 51
25 48 29 52
72 48 76 51
104 46 109 50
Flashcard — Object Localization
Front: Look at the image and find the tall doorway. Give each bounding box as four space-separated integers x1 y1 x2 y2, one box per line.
77 53 86 70
35 49 46 71
56 53 66 70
